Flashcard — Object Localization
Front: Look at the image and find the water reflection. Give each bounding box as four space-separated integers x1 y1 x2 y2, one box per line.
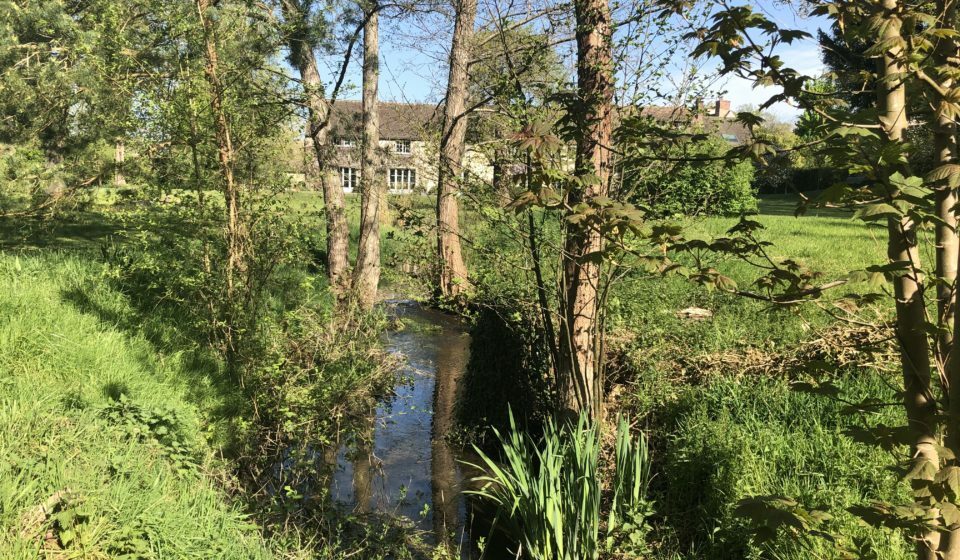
330 302 475 552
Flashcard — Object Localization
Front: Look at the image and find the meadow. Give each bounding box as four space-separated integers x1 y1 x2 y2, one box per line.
0 192 909 558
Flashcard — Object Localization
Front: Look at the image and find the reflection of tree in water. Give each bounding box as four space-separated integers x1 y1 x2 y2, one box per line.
351 414 376 514
325 304 478 552
432 327 470 549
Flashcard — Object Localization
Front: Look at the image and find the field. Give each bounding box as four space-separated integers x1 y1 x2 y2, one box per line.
0 192 909 559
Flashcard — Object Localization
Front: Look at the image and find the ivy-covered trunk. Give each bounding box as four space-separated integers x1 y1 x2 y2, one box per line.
558 0 614 418
195 0 248 375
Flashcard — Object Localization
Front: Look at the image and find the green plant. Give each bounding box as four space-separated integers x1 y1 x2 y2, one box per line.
624 135 757 217
468 409 652 559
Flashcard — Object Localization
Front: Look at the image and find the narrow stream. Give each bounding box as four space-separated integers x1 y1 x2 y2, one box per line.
329 300 480 555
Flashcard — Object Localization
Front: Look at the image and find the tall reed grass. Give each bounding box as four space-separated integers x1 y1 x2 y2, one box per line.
468 410 651 559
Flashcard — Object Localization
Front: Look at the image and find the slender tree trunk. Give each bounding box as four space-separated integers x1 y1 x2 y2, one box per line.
934 0 959 382
352 5 382 311
436 0 477 301
196 0 247 373
114 138 126 186
556 0 614 419
525 152 559 372
280 0 350 298
934 2 960 557
876 2 940 557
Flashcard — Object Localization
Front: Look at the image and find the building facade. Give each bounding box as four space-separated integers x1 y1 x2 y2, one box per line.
325 101 441 194
306 98 744 195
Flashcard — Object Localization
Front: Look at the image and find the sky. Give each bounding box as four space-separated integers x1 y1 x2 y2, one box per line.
317 2 830 122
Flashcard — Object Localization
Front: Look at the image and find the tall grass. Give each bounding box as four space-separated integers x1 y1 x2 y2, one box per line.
0 253 275 558
468 410 651 559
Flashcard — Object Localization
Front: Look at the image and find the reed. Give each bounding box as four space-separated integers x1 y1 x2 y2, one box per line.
468 410 651 559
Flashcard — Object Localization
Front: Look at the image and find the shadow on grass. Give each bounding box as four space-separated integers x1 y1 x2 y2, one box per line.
0 211 122 251
757 194 855 219
59 283 248 454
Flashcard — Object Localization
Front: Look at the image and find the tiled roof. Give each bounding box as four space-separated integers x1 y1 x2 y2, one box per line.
326 100 749 145
327 100 441 142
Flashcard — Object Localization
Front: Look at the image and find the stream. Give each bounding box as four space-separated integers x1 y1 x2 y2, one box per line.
329 300 482 555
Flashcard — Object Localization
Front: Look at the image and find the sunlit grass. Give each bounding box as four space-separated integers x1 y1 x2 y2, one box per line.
0 253 274 558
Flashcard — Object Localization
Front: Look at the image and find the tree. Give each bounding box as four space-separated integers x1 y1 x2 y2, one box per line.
436 0 478 301
352 0 382 310
556 0 615 418
195 0 249 374
280 0 351 298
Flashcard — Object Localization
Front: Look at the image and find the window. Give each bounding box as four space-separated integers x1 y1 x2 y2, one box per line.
394 140 411 154
389 168 416 192
340 167 359 192
336 137 356 148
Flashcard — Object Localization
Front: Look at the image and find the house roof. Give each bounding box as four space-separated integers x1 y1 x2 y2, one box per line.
327 100 441 142
325 99 750 145
624 104 750 144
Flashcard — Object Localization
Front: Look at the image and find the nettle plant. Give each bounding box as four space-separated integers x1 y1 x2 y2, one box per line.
643 0 960 558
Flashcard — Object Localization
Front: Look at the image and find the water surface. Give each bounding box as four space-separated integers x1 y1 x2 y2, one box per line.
330 301 478 553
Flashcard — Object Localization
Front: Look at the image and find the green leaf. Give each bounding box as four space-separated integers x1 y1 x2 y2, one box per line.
853 203 900 221
936 466 960 498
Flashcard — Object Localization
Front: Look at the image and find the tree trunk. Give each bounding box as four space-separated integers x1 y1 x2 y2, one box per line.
114 138 126 186
280 0 350 298
934 2 960 557
556 0 614 419
876 2 940 557
352 5 382 311
436 0 477 301
196 0 247 373
934 0 959 383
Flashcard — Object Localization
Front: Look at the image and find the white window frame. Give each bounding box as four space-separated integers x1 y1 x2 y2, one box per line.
340 167 359 193
394 140 412 154
336 137 356 148
388 168 416 193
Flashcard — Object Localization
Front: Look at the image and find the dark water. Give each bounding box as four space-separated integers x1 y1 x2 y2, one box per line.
330 300 479 553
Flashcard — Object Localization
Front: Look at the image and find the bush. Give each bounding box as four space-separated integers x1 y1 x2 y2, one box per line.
790 166 845 193
627 136 756 217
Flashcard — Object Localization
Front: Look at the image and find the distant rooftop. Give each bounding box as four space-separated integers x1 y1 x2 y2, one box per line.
327 100 441 142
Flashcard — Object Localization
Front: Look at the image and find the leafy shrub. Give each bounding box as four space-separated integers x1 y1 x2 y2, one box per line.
456 308 555 449
0 141 52 210
627 136 756 217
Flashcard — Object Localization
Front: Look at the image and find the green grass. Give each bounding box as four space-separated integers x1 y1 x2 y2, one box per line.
609 204 909 558
449 193 910 558
0 252 275 558
0 192 909 558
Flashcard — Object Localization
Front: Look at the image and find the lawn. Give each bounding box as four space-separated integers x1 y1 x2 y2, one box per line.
0 192 909 559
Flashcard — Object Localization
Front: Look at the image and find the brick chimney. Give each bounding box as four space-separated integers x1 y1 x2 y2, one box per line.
715 99 732 118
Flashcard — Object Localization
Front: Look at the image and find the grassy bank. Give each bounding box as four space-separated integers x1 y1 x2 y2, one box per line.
0 206 418 559
447 193 911 558
0 252 275 558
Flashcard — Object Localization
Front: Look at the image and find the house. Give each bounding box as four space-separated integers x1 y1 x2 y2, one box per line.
638 99 748 144
309 98 745 195
324 101 441 194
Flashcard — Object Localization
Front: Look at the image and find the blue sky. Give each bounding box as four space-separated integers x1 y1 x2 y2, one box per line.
317 2 829 122
720 3 829 121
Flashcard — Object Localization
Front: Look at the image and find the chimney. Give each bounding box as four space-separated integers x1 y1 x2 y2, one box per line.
715 99 732 118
